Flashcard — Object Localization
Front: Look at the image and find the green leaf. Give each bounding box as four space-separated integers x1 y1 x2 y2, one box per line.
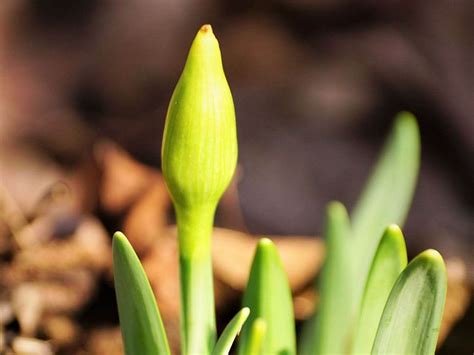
350 225 407 354
245 318 267 355
311 202 353 354
351 112 420 311
372 249 447 355
112 232 170 355
238 238 296 355
212 307 250 355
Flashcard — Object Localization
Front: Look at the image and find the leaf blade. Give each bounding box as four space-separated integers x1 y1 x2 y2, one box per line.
372 249 447 355
212 307 250 355
312 202 353 354
350 225 407 354
352 112 420 311
245 318 267 355
112 232 170 355
238 238 296 355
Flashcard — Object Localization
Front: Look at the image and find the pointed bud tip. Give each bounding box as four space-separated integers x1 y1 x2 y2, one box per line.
200 24 213 34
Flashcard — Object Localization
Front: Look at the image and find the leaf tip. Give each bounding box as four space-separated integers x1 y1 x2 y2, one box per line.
327 200 348 219
256 238 280 260
113 231 127 241
395 110 416 124
386 224 401 234
258 237 274 248
384 224 406 247
394 111 420 136
112 231 130 253
418 249 445 266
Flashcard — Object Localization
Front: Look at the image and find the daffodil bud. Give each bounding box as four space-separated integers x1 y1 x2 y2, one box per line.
162 24 237 210
161 26 237 353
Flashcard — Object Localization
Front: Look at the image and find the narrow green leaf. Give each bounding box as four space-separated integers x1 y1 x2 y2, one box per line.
212 307 250 355
351 225 407 354
312 202 353 354
238 238 296 355
372 249 447 355
245 318 266 355
352 112 420 311
112 232 170 355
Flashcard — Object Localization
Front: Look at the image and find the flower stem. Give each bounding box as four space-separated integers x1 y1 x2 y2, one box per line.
176 204 216 355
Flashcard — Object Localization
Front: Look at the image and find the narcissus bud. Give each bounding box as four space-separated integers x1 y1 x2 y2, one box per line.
162 24 237 210
161 27 236 351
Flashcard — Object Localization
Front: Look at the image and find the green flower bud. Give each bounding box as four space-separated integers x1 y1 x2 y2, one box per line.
162 24 238 210
160 25 237 354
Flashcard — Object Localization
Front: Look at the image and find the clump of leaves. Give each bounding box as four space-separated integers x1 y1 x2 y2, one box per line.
112 25 447 355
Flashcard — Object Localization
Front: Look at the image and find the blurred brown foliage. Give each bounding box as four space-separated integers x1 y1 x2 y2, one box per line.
0 0 472 353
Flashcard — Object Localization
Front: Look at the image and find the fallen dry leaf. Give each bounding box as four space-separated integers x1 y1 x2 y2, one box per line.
123 174 170 256
11 336 54 355
1 216 109 339
293 287 318 320
6 217 109 279
438 257 472 345
96 141 160 215
42 315 79 348
81 327 123 355
11 284 43 336
212 227 324 292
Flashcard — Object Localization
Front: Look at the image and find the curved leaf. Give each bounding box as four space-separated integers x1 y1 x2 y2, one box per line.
372 249 447 355
212 307 250 355
351 112 420 309
112 232 170 355
351 225 407 354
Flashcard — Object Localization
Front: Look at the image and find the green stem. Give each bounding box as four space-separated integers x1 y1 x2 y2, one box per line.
176 204 216 355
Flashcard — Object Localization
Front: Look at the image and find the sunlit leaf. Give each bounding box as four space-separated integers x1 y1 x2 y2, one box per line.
351 112 420 310
241 318 266 355
311 202 353 354
351 225 407 354
212 307 250 355
112 232 170 355
372 249 447 355
238 238 296 355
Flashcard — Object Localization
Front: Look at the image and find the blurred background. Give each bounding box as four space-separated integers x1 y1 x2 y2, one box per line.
0 0 472 354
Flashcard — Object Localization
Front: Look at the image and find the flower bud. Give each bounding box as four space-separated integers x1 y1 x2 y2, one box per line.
162 25 238 209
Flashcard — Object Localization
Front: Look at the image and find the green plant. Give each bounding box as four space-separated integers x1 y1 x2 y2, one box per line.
112 25 447 355
161 23 237 355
